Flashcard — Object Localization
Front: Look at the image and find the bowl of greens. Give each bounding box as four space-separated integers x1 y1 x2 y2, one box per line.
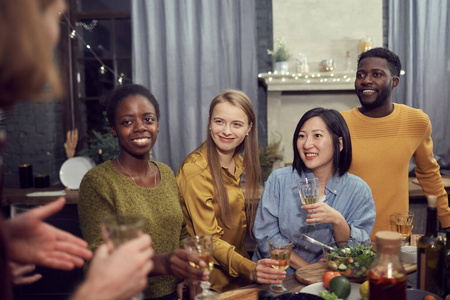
322 238 375 281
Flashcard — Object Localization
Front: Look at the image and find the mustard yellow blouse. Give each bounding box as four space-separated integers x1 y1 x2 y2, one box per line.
176 144 255 293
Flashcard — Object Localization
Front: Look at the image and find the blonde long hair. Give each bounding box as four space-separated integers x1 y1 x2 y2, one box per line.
0 0 62 108
195 89 260 232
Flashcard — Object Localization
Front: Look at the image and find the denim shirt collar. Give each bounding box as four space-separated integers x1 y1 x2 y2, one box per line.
303 169 345 196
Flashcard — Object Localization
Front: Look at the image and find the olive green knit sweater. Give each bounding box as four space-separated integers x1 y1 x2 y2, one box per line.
78 160 187 299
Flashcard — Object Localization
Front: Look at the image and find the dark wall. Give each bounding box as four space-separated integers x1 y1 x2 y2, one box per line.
256 0 273 146
2 101 65 188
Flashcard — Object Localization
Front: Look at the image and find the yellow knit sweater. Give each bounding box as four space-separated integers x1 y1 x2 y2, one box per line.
342 104 450 239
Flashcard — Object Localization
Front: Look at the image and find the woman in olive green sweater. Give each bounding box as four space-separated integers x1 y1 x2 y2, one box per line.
78 84 207 300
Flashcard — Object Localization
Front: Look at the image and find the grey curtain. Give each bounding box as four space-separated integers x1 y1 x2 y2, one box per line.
131 0 258 171
388 0 450 171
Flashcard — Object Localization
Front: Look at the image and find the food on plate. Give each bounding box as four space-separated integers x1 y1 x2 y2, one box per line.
324 242 375 279
423 295 436 300
359 280 369 300
317 290 343 300
329 276 351 299
322 271 341 289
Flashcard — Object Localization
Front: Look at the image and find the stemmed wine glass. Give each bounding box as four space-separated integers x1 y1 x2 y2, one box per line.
184 235 218 300
268 237 293 293
297 177 319 225
394 211 414 246
101 213 146 300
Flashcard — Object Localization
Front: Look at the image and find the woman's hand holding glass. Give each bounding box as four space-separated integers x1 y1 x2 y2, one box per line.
250 258 287 284
165 248 209 281
301 201 344 225
183 235 217 300
297 177 319 225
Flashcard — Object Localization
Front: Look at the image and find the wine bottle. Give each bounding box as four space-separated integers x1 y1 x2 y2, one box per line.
444 228 450 296
416 195 445 296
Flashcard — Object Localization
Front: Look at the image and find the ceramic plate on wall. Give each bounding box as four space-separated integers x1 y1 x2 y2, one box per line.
59 156 95 190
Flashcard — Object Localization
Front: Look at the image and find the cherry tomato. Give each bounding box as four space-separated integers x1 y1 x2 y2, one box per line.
322 271 341 289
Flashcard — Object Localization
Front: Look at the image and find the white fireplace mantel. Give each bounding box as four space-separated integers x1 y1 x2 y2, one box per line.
260 72 360 165
258 71 356 91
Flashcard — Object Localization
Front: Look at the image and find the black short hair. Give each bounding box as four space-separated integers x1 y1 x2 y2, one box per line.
292 107 352 177
358 47 402 77
106 84 160 128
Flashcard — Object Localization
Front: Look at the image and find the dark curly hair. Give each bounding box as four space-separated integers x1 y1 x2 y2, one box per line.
106 84 160 128
358 47 402 77
292 107 352 177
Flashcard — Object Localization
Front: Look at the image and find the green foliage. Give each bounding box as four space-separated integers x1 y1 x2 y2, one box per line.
259 137 283 184
267 38 291 62
78 128 119 164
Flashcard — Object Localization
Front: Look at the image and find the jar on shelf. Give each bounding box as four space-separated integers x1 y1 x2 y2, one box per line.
360 37 372 54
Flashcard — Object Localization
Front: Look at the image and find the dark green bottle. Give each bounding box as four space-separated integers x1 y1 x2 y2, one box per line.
416 195 444 296
444 228 450 296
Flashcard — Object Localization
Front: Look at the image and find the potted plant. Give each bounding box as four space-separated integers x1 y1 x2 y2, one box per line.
267 38 291 73
259 136 283 185
78 128 120 164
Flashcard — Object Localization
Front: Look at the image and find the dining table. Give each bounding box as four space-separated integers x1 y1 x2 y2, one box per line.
217 260 418 300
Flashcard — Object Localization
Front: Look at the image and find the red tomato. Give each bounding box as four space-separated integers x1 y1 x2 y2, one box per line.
322 271 341 289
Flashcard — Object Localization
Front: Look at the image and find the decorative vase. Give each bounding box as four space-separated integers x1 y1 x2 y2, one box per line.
274 61 289 74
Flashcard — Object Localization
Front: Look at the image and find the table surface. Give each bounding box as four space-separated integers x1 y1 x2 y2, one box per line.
218 262 418 300
408 174 450 199
217 274 305 300
1 185 78 206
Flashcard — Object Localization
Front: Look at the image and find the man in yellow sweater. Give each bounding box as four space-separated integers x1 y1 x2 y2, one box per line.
341 48 450 239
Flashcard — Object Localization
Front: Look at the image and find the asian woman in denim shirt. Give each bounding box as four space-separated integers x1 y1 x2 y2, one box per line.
252 108 375 273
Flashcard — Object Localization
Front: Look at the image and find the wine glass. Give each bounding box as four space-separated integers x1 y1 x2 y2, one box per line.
101 213 146 300
268 237 293 293
393 211 414 246
297 177 319 225
183 235 218 300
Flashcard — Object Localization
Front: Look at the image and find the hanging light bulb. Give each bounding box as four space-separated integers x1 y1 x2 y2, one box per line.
118 73 124 85
69 30 76 39
99 65 106 75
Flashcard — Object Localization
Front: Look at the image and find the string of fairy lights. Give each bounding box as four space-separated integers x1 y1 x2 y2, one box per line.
63 14 131 85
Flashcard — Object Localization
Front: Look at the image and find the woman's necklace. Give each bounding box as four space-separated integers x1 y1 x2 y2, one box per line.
116 158 157 187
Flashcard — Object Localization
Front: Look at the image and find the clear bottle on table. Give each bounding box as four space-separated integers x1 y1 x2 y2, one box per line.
417 195 445 296
368 231 407 300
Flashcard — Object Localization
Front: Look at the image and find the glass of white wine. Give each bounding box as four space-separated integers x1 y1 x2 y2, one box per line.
184 235 218 300
268 237 293 293
393 211 414 246
297 177 319 225
101 213 146 300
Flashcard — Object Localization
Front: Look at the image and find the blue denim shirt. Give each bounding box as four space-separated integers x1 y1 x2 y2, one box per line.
252 167 375 274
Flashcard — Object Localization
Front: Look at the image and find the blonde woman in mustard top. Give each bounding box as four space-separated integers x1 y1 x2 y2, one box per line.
177 90 285 293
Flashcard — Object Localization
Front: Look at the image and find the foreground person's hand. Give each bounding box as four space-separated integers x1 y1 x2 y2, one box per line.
4 198 92 270
251 258 286 284
71 234 154 300
9 262 42 285
177 279 202 300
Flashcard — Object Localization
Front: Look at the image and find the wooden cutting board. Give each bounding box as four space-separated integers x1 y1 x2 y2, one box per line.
295 261 417 285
